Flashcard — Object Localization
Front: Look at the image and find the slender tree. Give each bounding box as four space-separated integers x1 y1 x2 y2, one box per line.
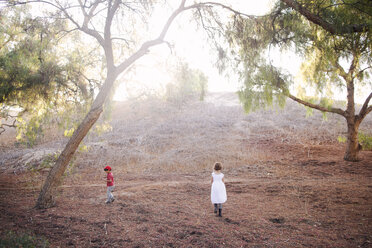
166 60 208 105
222 0 371 161
2 0 215 208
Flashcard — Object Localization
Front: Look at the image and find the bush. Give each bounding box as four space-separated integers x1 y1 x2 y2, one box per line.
337 136 346 143
359 132 372 150
165 61 208 106
0 231 49 248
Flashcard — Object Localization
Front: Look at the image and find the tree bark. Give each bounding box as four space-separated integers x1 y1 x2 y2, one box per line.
344 117 360 161
343 74 359 162
35 0 195 208
36 72 116 208
35 107 103 208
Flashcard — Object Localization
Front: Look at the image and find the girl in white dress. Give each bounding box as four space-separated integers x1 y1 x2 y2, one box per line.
211 162 227 217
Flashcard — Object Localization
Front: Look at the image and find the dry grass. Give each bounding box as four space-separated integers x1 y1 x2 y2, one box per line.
1 92 371 174
1 93 371 247
84 93 370 174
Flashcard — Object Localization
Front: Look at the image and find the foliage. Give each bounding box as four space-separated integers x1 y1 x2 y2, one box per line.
25 151 61 172
165 61 208 105
337 132 372 150
39 152 60 170
223 0 371 113
78 144 89 152
215 0 372 160
358 132 372 150
16 115 43 146
0 5 100 145
0 231 49 248
337 135 346 143
94 122 113 136
64 127 75 138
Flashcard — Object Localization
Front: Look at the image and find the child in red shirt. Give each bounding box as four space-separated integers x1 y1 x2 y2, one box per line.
104 166 115 203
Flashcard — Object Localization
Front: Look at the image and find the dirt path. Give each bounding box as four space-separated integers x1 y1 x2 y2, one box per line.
0 176 366 191
1 154 372 248
1 93 372 247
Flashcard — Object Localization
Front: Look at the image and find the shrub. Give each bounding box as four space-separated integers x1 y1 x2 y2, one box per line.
0 231 49 248
359 132 372 150
337 136 346 143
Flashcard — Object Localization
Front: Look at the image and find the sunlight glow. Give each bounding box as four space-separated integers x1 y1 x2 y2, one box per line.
114 0 274 101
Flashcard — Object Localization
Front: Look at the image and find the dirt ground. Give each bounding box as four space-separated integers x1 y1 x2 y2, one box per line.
0 94 372 247
0 144 371 247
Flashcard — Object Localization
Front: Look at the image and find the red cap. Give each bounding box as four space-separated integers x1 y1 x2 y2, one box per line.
104 166 112 171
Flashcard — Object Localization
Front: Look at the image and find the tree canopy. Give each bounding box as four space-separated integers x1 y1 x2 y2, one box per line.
0 5 100 141
221 0 371 160
166 60 208 104
224 0 371 112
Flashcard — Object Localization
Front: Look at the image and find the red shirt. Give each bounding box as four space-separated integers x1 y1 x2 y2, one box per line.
107 172 114 186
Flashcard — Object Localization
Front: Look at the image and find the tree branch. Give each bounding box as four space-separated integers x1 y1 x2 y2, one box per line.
287 93 346 117
281 0 370 35
64 0 104 46
355 66 372 79
356 92 372 123
333 60 348 81
348 51 359 77
12 0 106 46
116 0 188 74
55 27 79 42
116 0 258 75
111 37 133 46
193 2 258 19
0 119 17 135
103 0 120 68
6 0 61 10
78 0 101 28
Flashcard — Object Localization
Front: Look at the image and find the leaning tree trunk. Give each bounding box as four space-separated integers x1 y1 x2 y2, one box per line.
36 71 116 208
35 0 201 208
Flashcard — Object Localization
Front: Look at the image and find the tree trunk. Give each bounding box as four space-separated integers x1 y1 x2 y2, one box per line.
343 76 360 161
36 72 116 209
342 70 360 162
344 117 360 161
35 0 194 208
36 107 103 208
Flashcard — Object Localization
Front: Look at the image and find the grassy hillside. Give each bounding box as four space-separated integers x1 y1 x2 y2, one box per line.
1 92 371 247
1 92 371 173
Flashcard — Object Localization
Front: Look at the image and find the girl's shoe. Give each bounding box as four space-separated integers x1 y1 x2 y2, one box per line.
218 209 222 217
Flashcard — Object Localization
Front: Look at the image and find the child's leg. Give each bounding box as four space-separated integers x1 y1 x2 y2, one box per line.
109 186 114 201
214 204 218 213
218 204 222 217
111 186 115 200
106 187 111 202
106 186 114 202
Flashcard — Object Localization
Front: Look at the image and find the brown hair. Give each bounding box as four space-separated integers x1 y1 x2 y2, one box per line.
214 162 222 171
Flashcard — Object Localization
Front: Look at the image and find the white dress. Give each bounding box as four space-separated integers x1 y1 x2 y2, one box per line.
211 172 227 204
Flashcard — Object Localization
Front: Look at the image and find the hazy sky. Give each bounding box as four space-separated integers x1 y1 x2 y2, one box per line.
114 0 278 100
114 0 370 104
3 0 368 103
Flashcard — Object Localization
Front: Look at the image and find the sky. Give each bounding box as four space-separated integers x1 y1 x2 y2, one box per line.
114 0 277 100
3 0 368 104
113 0 370 104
